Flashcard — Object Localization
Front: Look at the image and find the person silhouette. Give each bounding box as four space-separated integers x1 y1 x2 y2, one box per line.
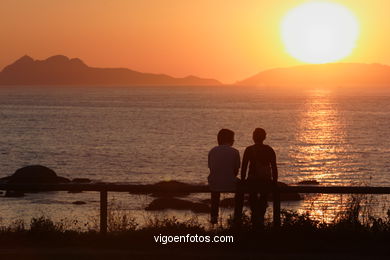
238 128 278 227
207 129 240 224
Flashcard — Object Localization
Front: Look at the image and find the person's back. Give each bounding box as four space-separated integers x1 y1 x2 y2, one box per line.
208 144 240 191
239 128 278 227
207 129 240 224
245 143 275 182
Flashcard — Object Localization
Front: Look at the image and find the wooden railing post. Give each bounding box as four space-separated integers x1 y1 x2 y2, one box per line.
100 190 108 234
1 183 390 232
273 186 281 228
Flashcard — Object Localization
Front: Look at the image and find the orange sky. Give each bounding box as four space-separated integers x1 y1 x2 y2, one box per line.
1 0 390 83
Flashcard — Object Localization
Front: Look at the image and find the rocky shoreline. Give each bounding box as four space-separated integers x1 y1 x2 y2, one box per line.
0 165 309 213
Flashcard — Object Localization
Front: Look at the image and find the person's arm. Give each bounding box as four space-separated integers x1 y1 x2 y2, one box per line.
234 149 240 177
234 168 239 177
208 150 214 178
270 148 278 185
208 150 211 170
240 148 249 181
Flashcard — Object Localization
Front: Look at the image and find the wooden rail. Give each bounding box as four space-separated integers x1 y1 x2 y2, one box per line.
1 183 390 234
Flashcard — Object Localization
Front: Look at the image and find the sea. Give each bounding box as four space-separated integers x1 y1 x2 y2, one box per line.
0 85 389 227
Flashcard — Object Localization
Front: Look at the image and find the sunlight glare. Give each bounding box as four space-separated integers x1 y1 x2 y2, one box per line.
281 2 359 63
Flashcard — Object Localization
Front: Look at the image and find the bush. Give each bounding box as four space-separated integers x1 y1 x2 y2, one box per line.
30 216 63 233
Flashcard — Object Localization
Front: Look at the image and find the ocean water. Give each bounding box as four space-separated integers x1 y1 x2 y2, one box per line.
0 86 389 226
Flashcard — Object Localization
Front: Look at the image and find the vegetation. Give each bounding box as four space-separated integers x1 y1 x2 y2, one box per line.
0 196 388 254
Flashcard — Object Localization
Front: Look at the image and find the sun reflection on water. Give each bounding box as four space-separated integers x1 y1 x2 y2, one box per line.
292 89 349 182
291 89 350 221
297 194 347 223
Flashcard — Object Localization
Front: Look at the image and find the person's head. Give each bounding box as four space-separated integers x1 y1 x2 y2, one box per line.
253 128 266 144
217 129 235 146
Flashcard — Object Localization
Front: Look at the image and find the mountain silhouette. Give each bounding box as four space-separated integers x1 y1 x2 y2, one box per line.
237 63 390 88
0 55 221 86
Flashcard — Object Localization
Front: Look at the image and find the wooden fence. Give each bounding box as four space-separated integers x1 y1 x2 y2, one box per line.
1 183 390 234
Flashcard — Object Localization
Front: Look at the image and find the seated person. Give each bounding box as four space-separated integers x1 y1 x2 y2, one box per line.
208 128 240 224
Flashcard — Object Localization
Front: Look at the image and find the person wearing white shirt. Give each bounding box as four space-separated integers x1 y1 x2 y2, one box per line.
208 129 240 224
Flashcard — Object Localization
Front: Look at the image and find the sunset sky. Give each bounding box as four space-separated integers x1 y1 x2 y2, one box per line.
1 0 390 83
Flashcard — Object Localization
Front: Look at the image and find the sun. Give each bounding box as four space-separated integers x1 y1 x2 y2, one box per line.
281 1 359 64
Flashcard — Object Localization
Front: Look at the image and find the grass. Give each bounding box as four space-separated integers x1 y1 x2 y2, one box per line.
0 195 388 254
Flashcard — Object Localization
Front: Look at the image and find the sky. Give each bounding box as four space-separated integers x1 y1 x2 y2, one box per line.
1 0 390 83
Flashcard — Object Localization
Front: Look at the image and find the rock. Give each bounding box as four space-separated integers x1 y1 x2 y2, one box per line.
130 181 194 197
0 165 70 196
201 182 302 206
298 180 320 185
146 198 210 213
274 182 302 201
56 176 71 183
5 190 25 197
150 181 192 197
0 165 70 184
72 178 92 183
72 201 86 205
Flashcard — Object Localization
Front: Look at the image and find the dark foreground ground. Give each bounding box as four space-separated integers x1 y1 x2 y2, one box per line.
0 247 388 260
0 229 389 260
1 205 389 259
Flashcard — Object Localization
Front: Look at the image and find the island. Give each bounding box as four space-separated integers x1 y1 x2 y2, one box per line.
0 55 221 86
237 63 390 88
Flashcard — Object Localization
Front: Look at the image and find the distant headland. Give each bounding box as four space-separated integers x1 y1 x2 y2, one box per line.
237 63 390 88
2 55 390 88
0 55 221 86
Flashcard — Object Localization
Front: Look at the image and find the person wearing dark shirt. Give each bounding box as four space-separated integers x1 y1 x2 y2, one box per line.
237 128 278 227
